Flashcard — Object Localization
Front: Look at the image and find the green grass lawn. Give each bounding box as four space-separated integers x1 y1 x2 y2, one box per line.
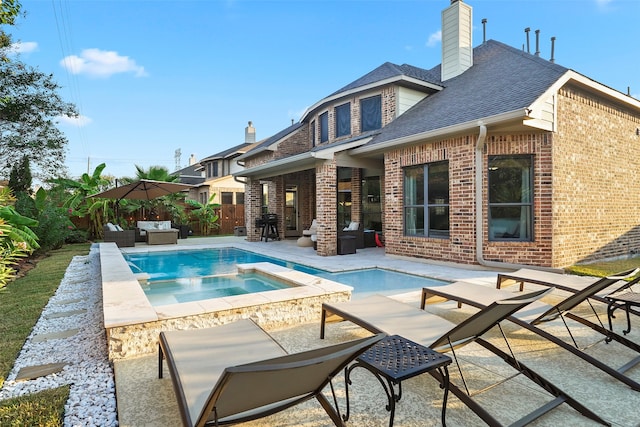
565 257 640 277
0 243 90 426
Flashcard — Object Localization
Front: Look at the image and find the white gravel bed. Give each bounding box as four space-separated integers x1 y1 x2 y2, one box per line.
0 248 118 426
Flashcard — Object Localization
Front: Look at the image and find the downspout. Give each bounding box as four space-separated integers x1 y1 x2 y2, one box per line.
234 159 248 184
474 125 557 272
475 124 488 266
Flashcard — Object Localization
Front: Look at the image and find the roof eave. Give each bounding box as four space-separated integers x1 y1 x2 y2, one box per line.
351 108 531 156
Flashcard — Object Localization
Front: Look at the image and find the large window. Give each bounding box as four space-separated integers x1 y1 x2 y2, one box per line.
311 120 316 147
403 161 449 237
335 102 351 137
319 112 329 143
488 156 533 241
360 95 382 132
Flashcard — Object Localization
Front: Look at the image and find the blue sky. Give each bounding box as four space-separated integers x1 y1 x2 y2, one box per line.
9 0 640 180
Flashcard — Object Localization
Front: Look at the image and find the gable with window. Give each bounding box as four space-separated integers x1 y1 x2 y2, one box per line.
488 156 533 241
360 95 382 132
403 161 449 237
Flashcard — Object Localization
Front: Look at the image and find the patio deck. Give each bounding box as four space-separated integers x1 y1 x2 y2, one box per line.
113 237 640 426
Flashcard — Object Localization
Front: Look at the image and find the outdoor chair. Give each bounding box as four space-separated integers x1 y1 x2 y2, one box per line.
338 221 364 249
421 268 640 392
320 290 608 426
158 319 385 427
497 267 640 317
103 223 135 247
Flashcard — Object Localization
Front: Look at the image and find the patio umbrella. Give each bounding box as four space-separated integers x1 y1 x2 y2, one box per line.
89 179 194 224
89 179 193 201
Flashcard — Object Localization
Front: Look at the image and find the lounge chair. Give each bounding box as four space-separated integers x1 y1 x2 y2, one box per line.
497 267 640 316
158 319 384 427
321 290 609 426
421 268 640 392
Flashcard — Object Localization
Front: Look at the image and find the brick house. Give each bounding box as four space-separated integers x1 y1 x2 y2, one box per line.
234 0 640 269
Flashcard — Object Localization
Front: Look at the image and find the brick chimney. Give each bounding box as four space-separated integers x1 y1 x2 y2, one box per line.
245 121 256 144
441 0 473 81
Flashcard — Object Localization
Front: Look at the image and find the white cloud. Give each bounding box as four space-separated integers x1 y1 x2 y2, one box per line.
7 41 38 54
60 48 148 78
58 114 92 127
426 30 441 48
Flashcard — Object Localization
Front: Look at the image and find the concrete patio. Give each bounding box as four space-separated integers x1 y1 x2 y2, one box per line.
113 236 640 426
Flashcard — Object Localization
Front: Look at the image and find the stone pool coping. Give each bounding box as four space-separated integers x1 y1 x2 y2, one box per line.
99 243 353 359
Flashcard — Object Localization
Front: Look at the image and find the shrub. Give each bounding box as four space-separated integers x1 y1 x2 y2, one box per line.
65 228 88 244
34 206 73 253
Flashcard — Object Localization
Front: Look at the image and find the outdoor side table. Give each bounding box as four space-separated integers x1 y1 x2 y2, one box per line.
606 290 640 338
343 334 452 427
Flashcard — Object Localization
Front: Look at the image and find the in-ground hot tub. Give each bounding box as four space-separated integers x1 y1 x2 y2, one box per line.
99 243 352 360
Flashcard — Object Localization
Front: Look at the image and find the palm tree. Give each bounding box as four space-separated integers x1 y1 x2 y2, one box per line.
121 165 186 224
49 163 114 239
0 188 39 288
133 165 179 183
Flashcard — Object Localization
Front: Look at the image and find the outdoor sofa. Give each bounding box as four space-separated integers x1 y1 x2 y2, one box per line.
103 223 135 247
137 220 179 245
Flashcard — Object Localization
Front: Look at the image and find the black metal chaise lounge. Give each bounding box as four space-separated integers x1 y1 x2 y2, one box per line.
320 289 609 426
158 319 385 427
497 267 640 326
421 268 640 392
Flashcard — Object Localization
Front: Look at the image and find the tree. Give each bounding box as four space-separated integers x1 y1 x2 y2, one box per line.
49 163 114 239
132 164 179 183
186 194 220 236
0 0 22 58
8 154 31 194
0 187 38 288
0 59 78 181
120 165 186 223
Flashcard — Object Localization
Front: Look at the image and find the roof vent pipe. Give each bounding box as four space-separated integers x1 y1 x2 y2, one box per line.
482 18 487 43
550 36 556 63
524 27 530 53
535 29 540 56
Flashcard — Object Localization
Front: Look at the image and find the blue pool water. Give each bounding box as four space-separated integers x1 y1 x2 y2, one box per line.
142 273 290 306
124 247 446 304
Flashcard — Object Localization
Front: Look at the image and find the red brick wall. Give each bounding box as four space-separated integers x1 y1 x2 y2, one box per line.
552 85 640 266
316 160 338 256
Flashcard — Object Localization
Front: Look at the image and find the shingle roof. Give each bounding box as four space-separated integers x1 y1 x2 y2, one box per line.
238 121 305 159
368 40 569 145
200 142 253 162
329 62 442 96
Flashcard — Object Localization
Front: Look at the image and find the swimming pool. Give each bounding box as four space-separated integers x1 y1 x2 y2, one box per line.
143 273 291 306
124 247 446 304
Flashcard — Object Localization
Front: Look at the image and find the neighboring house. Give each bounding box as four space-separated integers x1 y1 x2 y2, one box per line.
234 0 640 268
174 155 206 201
192 122 261 233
